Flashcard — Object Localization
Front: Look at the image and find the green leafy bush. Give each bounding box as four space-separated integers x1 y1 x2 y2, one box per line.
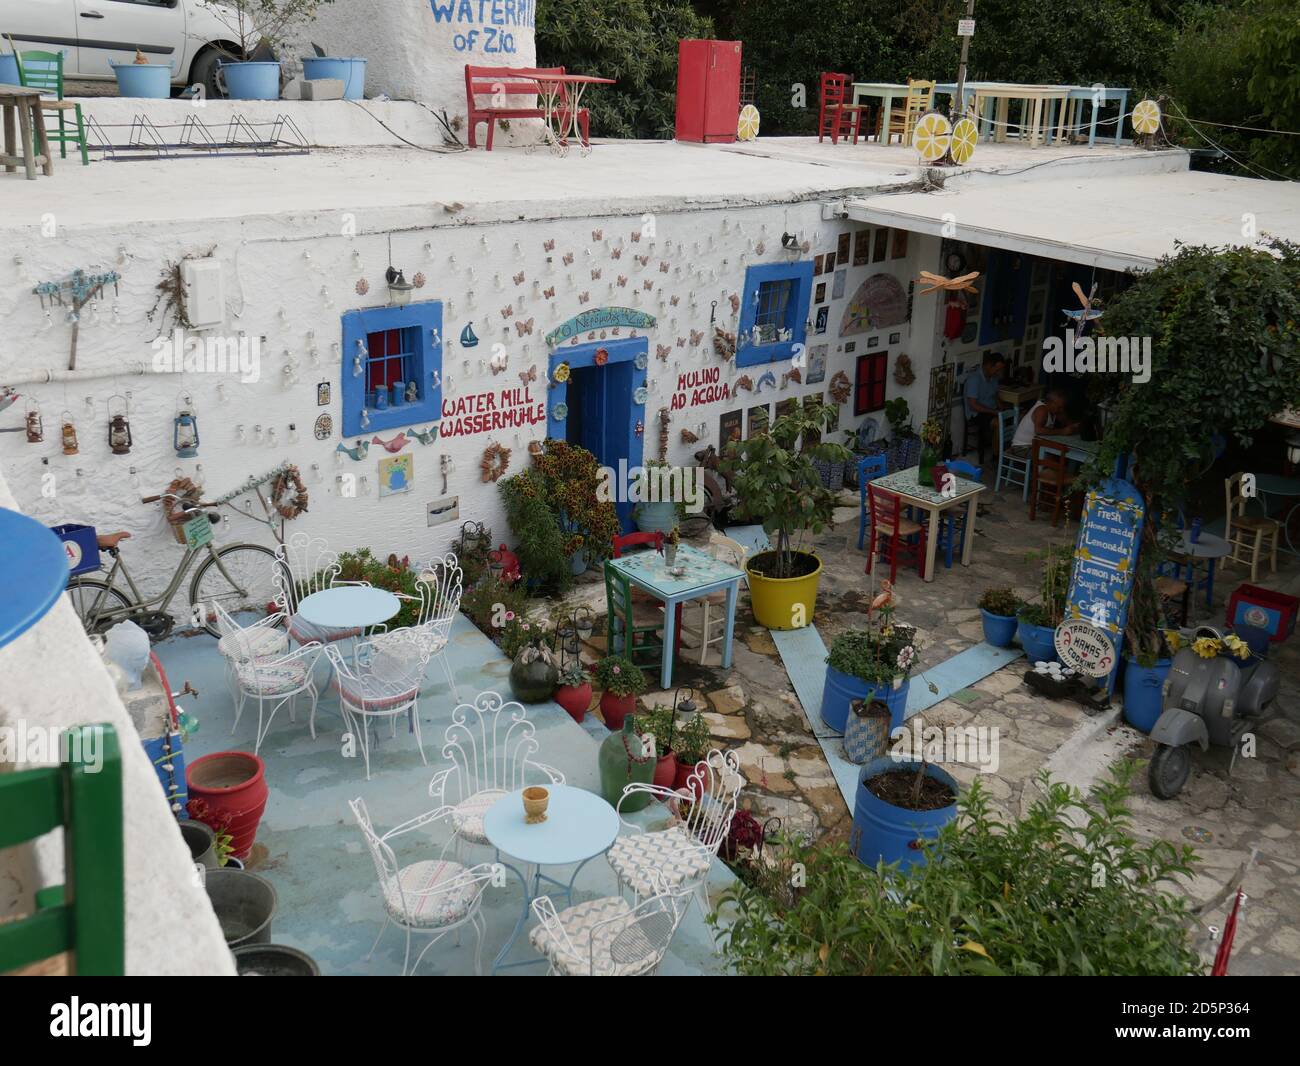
499 469 573 593
593 655 646 697
460 574 529 644
332 549 422 628
712 763 1205 976
825 624 918 685
978 587 1021 616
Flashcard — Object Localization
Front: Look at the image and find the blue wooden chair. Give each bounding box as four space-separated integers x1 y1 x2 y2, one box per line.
856 453 888 550
936 460 982 569
994 407 1030 500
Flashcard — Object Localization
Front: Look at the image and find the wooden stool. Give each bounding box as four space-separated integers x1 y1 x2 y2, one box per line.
0 85 53 180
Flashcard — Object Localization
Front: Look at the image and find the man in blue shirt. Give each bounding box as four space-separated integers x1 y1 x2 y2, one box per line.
963 351 1006 463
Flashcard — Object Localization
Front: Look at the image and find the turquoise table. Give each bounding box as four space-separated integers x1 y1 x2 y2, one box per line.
1059 85 1130 146
607 543 746 689
870 466 985 581
1040 433 1100 464
1255 473 1300 554
0 509 68 650
295 585 400 630
483 784 618 973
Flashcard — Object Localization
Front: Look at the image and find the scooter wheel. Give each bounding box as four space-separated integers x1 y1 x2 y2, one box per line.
1149 743 1191 799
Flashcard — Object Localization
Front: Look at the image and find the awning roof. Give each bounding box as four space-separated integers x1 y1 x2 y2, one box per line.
845 170 1300 272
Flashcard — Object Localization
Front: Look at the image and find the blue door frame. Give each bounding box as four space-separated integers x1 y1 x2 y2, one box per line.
547 337 648 531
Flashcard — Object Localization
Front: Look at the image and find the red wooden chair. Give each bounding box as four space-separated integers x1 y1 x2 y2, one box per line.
865 486 927 581
818 73 870 145
1029 438 1071 527
611 531 682 656
464 65 590 151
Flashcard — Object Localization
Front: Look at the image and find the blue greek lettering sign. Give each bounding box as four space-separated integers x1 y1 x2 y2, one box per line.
430 0 536 54
545 306 657 348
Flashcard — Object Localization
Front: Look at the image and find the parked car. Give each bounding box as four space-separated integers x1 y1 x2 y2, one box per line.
0 0 241 97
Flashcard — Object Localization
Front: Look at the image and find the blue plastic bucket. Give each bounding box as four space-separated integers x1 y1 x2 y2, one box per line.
1122 656 1170 733
1017 618 1057 663
300 56 367 100
820 665 908 733
851 757 958 869
110 62 172 99
220 61 282 101
980 608 1017 648
0 54 20 86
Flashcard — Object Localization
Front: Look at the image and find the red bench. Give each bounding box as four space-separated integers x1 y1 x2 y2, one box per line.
464 64 590 151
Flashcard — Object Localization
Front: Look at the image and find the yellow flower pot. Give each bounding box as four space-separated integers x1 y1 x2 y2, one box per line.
746 551 822 630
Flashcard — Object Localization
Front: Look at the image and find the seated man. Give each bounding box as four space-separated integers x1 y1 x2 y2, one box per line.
963 351 1006 462
1010 388 1079 458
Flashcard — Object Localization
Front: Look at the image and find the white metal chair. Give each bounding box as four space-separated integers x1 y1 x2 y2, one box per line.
374 553 463 699
607 748 742 916
428 690 565 857
678 534 747 664
212 599 289 702
349 797 496 976
326 629 434 780
223 614 323 755
528 875 695 976
272 531 366 648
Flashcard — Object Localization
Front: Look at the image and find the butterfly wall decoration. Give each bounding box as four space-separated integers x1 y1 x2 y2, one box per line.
543 286 555 299
578 291 591 304
656 344 672 361
689 329 704 347
617 276 628 287
519 365 537 385
591 269 602 280
635 254 649 267
562 252 574 265
500 305 514 319
513 271 525 286
630 231 641 243
611 247 622 260
543 239 555 252
591 229 603 241
515 318 534 336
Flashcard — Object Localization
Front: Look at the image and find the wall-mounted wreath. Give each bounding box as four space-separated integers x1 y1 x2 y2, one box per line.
270 465 310 519
829 370 852 404
480 441 512 482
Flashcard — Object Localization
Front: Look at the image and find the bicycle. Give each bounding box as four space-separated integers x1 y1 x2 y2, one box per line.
65 477 291 641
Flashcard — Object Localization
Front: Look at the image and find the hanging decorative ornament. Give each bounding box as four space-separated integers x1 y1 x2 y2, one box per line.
61 413 79 455
552 361 571 385
25 400 43 443
734 375 754 392
634 420 644 438
593 347 609 367
480 441 512 482
459 322 479 348
355 278 370 296
829 371 852 404
107 394 132 455
269 465 310 518
552 402 569 422
912 110 952 164
412 272 426 289
173 397 200 458
658 407 670 461
633 386 648 405
949 117 978 165
634 351 648 370
893 353 916 387
680 427 699 444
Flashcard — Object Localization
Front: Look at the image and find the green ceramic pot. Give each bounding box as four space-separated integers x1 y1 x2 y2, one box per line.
599 717 656 810
508 647 558 703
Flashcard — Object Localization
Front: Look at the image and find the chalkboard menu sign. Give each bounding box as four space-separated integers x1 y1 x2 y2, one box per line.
1065 477 1145 694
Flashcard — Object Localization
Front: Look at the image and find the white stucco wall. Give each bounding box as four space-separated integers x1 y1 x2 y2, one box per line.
0 477 234 975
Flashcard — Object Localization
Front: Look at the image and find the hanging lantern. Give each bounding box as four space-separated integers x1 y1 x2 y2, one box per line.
174 400 200 458
60 414 79 456
386 266 413 306
24 401 43 443
107 395 132 455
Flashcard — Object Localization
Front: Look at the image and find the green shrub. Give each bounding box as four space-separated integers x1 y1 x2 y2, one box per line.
499 469 573 593
460 574 529 643
978 587 1021 616
825 624 918 685
332 549 422 628
593 655 646 697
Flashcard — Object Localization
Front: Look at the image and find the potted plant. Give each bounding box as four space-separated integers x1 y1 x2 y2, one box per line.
632 459 681 534
1016 544 1071 663
672 712 712 794
186 752 268 861
593 655 646 729
883 397 920 472
720 400 850 630
553 659 593 723
664 526 680 568
199 0 335 100
505 620 559 703
852 754 958 870
719 808 765 862
978 587 1021 647
1123 629 1180 734
820 618 918 733
110 49 173 99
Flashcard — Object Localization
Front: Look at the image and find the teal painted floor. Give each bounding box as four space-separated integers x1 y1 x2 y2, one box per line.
158 615 731 976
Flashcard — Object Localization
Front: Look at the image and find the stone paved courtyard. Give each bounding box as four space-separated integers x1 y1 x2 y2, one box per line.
544 479 1300 975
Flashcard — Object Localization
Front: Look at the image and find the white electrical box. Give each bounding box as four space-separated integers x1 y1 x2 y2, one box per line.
182 258 226 330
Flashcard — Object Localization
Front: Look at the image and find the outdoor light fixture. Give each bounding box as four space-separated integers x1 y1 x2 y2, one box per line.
173 403 200 458
781 231 799 251
386 266 413 305
1288 434 1300 467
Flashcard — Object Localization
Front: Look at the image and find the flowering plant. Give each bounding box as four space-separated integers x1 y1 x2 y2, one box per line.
1189 632 1251 660
593 655 646 697
920 418 943 447
826 599 920 685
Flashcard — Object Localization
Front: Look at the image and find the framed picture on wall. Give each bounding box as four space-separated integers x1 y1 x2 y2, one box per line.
824 250 836 271
748 403 770 437
813 254 824 275
815 282 827 303
888 331 901 345
837 232 851 262
891 229 908 259
832 269 847 300
775 397 798 423
807 344 827 384
815 306 828 334
845 341 856 353
872 228 889 262
719 409 743 448
853 230 870 266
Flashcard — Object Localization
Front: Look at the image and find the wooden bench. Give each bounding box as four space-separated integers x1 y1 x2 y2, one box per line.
464 64 590 151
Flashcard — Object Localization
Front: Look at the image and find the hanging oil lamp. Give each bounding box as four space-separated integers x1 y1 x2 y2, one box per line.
25 400 43 443
107 394 132 455
174 396 199 458
60 412 79 455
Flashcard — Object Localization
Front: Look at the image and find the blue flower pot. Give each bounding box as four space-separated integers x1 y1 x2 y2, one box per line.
1122 656 1170 733
220 61 282 101
569 549 588 576
820 665 908 734
633 500 677 535
851 757 958 870
0 54 21 86
980 608 1017 648
1017 618 1057 663
111 62 172 99
300 56 367 100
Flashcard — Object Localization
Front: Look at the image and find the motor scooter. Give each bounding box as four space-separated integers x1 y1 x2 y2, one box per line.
1148 626 1280 799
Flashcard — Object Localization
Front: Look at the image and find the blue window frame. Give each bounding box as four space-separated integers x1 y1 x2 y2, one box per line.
736 261 815 368
340 300 443 438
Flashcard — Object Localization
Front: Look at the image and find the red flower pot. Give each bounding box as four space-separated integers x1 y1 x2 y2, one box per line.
600 691 636 730
186 751 268 861
654 750 677 789
674 756 705 796
554 682 592 723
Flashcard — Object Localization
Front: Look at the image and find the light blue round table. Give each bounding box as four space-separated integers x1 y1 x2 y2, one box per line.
483 784 618 973
0 509 69 650
295 586 400 629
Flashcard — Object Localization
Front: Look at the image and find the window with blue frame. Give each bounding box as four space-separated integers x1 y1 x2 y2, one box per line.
736 261 815 368
340 301 443 438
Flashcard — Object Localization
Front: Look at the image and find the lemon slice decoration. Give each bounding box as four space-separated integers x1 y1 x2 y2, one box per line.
950 116 978 164
912 111 952 162
737 104 761 142
1132 99 1161 136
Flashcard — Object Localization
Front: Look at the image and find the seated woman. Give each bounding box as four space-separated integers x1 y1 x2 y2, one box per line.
1009 388 1079 458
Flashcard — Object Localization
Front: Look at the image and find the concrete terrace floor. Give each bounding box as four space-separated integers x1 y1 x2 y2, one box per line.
157 615 732 976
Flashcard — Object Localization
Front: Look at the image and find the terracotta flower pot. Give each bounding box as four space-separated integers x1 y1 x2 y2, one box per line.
554 681 592 723
600 690 636 730
186 751 268 861
674 755 705 796
654 750 677 789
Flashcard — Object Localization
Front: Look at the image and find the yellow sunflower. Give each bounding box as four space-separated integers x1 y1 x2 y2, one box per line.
1191 636 1221 659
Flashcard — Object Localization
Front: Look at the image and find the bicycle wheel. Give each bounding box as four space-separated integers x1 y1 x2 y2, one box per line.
189 543 280 637
66 578 134 636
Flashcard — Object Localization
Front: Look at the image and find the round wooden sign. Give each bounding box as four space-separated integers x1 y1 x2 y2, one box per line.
1054 619 1116 678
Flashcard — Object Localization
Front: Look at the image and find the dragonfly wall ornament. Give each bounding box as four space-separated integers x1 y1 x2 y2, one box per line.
917 270 980 296
1062 281 1103 334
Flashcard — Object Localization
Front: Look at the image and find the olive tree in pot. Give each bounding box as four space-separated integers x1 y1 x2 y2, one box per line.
720 400 851 630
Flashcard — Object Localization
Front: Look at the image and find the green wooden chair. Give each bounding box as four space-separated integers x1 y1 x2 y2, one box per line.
16 49 89 166
0 724 124 976
604 561 667 668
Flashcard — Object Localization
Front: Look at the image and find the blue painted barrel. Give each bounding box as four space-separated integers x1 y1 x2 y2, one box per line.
300 56 368 100
220 61 282 101
111 62 172 99
0 54 21 86
1122 656 1170 733
820 666 908 733
851 758 958 869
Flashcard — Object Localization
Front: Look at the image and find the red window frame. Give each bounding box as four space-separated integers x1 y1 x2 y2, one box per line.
854 351 888 415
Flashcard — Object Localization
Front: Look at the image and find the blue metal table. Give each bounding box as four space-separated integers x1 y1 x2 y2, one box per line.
295 585 400 629
483 784 619 973
0 509 68 650
607 543 746 689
